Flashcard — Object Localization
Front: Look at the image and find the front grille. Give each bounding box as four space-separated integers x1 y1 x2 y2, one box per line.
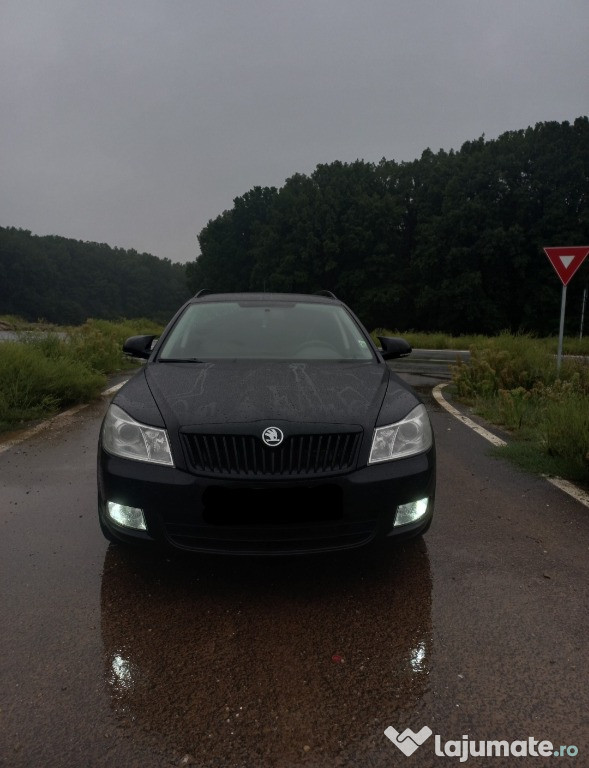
181 430 362 477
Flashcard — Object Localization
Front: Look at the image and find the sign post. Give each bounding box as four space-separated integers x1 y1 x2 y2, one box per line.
543 246 589 372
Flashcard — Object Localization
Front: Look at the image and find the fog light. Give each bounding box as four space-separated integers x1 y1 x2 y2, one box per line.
394 497 429 527
107 501 147 530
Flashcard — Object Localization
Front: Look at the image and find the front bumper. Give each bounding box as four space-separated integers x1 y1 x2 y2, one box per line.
97 447 436 555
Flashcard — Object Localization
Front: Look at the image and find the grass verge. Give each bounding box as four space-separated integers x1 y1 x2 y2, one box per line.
371 327 589 356
449 333 589 489
374 328 589 489
0 318 163 433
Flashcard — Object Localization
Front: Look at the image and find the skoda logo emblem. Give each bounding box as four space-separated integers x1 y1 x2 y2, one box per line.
262 427 284 447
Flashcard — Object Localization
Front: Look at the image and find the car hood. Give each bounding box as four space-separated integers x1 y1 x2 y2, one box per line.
143 360 395 429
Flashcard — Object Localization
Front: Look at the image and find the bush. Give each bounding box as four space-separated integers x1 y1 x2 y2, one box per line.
450 334 589 484
451 332 554 399
0 318 164 432
66 318 163 372
0 341 105 430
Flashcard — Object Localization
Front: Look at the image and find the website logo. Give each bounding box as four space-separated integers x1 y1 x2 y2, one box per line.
383 725 580 762
384 725 433 756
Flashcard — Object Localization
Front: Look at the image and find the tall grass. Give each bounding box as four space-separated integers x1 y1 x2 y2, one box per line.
0 318 163 432
371 328 487 350
372 329 589 485
0 342 105 427
371 328 589 356
451 332 555 397
451 334 589 486
66 318 162 373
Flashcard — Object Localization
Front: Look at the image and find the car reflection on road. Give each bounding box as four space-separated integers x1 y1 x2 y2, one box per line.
101 542 432 766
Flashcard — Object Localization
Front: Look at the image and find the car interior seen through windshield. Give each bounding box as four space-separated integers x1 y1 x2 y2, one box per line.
158 301 375 361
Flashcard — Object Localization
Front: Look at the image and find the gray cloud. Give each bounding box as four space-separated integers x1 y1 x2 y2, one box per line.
2 0 588 263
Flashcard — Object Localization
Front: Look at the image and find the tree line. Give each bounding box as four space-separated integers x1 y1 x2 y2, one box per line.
0 228 191 325
187 117 589 335
2 117 587 334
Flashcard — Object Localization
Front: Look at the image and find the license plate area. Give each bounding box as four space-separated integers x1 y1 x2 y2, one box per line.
202 484 343 526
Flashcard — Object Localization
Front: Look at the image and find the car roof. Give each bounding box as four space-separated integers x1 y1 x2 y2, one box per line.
190 291 343 306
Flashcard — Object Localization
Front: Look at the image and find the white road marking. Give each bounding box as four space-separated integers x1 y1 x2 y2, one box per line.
545 475 589 508
101 381 128 396
432 381 589 510
432 382 507 447
0 380 129 454
0 404 89 455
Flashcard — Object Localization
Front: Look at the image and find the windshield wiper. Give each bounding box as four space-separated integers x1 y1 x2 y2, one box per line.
158 358 206 363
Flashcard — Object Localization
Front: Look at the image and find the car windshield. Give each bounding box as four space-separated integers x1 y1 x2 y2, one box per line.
158 300 375 361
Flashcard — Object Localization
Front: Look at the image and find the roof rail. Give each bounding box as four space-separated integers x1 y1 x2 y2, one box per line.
193 288 214 298
314 290 337 299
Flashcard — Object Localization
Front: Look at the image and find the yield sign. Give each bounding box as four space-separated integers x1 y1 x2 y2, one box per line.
543 245 589 286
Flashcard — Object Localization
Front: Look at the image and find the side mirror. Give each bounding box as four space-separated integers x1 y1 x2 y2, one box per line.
378 336 412 360
123 335 158 359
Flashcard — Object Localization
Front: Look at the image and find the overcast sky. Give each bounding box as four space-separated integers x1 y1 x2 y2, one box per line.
2 0 588 264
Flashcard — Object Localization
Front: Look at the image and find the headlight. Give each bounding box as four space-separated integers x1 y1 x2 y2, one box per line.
101 404 174 466
369 404 433 464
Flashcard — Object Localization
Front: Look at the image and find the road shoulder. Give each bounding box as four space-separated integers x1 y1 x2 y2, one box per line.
433 381 589 510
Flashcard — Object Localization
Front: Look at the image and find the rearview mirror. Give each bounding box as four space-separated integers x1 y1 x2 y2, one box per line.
123 335 158 359
378 336 412 360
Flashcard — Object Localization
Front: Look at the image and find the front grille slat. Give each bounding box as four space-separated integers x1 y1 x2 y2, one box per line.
339 434 351 469
230 436 239 473
181 431 361 477
314 435 322 473
202 435 214 471
221 436 231 474
333 436 342 470
323 434 332 471
305 435 313 473
212 437 222 472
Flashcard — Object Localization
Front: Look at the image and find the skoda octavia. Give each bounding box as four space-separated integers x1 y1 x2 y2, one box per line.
97 291 436 554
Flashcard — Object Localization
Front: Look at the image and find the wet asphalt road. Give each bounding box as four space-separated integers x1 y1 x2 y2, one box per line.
1 366 588 768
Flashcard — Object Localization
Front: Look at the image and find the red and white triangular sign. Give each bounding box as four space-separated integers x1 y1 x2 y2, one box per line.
543 246 589 286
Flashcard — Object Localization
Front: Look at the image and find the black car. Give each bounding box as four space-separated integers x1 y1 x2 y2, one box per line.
97 291 436 555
